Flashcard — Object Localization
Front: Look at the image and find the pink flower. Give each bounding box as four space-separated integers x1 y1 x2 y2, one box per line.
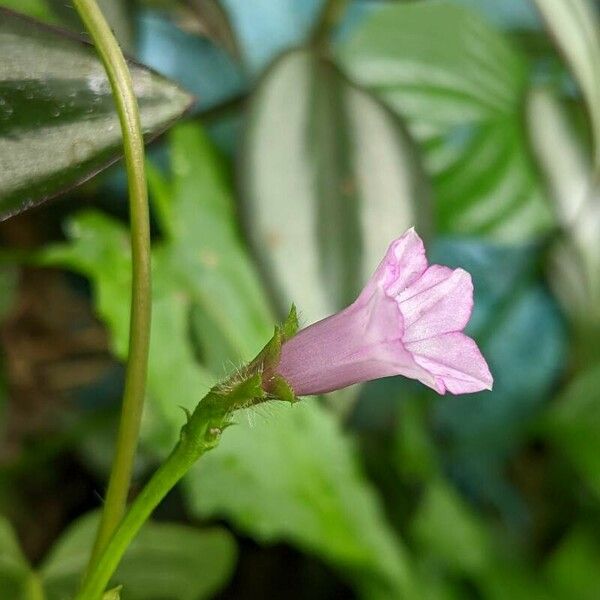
276 229 493 396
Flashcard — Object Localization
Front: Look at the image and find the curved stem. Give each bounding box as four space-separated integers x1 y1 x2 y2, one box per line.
72 0 152 567
76 369 268 599
75 442 196 600
75 384 248 600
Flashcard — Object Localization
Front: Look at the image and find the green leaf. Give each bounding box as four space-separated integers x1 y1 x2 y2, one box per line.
338 1 553 241
0 514 33 599
411 480 492 576
480 564 555 600
394 395 439 484
38 210 215 452
545 526 600 600
0 8 193 219
41 513 237 600
533 0 600 160
38 123 274 452
158 124 274 363
185 400 418 598
241 49 430 323
0 0 57 23
542 363 600 497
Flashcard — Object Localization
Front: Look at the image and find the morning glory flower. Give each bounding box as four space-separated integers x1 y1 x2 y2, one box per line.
275 229 493 396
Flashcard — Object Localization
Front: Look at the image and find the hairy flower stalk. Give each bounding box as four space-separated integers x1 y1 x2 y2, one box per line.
274 229 492 396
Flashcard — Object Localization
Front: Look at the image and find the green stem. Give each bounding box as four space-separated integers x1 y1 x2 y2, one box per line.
25 573 46 600
72 0 152 566
76 377 265 600
76 309 290 598
76 441 196 600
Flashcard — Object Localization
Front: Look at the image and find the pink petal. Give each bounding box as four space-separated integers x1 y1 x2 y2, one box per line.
405 332 493 394
358 228 428 304
399 266 474 343
384 228 429 295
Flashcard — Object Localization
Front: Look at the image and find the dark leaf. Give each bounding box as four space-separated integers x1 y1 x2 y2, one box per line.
0 9 193 219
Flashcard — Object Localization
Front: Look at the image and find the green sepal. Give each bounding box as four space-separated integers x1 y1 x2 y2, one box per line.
246 323 285 376
178 405 193 422
247 304 299 377
205 372 266 417
281 304 299 341
184 373 265 452
257 326 284 373
184 309 299 454
222 373 265 407
268 374 298 404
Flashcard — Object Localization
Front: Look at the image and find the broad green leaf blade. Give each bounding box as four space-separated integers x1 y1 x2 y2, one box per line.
185 400 418 598
545 526 600 599
241 49 430 323
0 0 57 23
542 363 600 497
38 211 215 452
533 0 600 162
41 514 237 600
338 1 553 241
411 480 492 576
480 567 554 600
0 514 33 599
163 124 274 363
38 123 274 451
0 8 193 219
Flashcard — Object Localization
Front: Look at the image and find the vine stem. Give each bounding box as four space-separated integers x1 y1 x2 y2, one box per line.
75 374 266 600
75 441 196 600
72 0 152 568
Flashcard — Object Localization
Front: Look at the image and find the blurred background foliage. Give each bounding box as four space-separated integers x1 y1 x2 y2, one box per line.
0 0 599 598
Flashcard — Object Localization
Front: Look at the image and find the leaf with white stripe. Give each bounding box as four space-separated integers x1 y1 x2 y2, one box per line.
0 9 192 219
241 49 430 324
533 0 600 161
338 1 553 241
527 88 600 323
